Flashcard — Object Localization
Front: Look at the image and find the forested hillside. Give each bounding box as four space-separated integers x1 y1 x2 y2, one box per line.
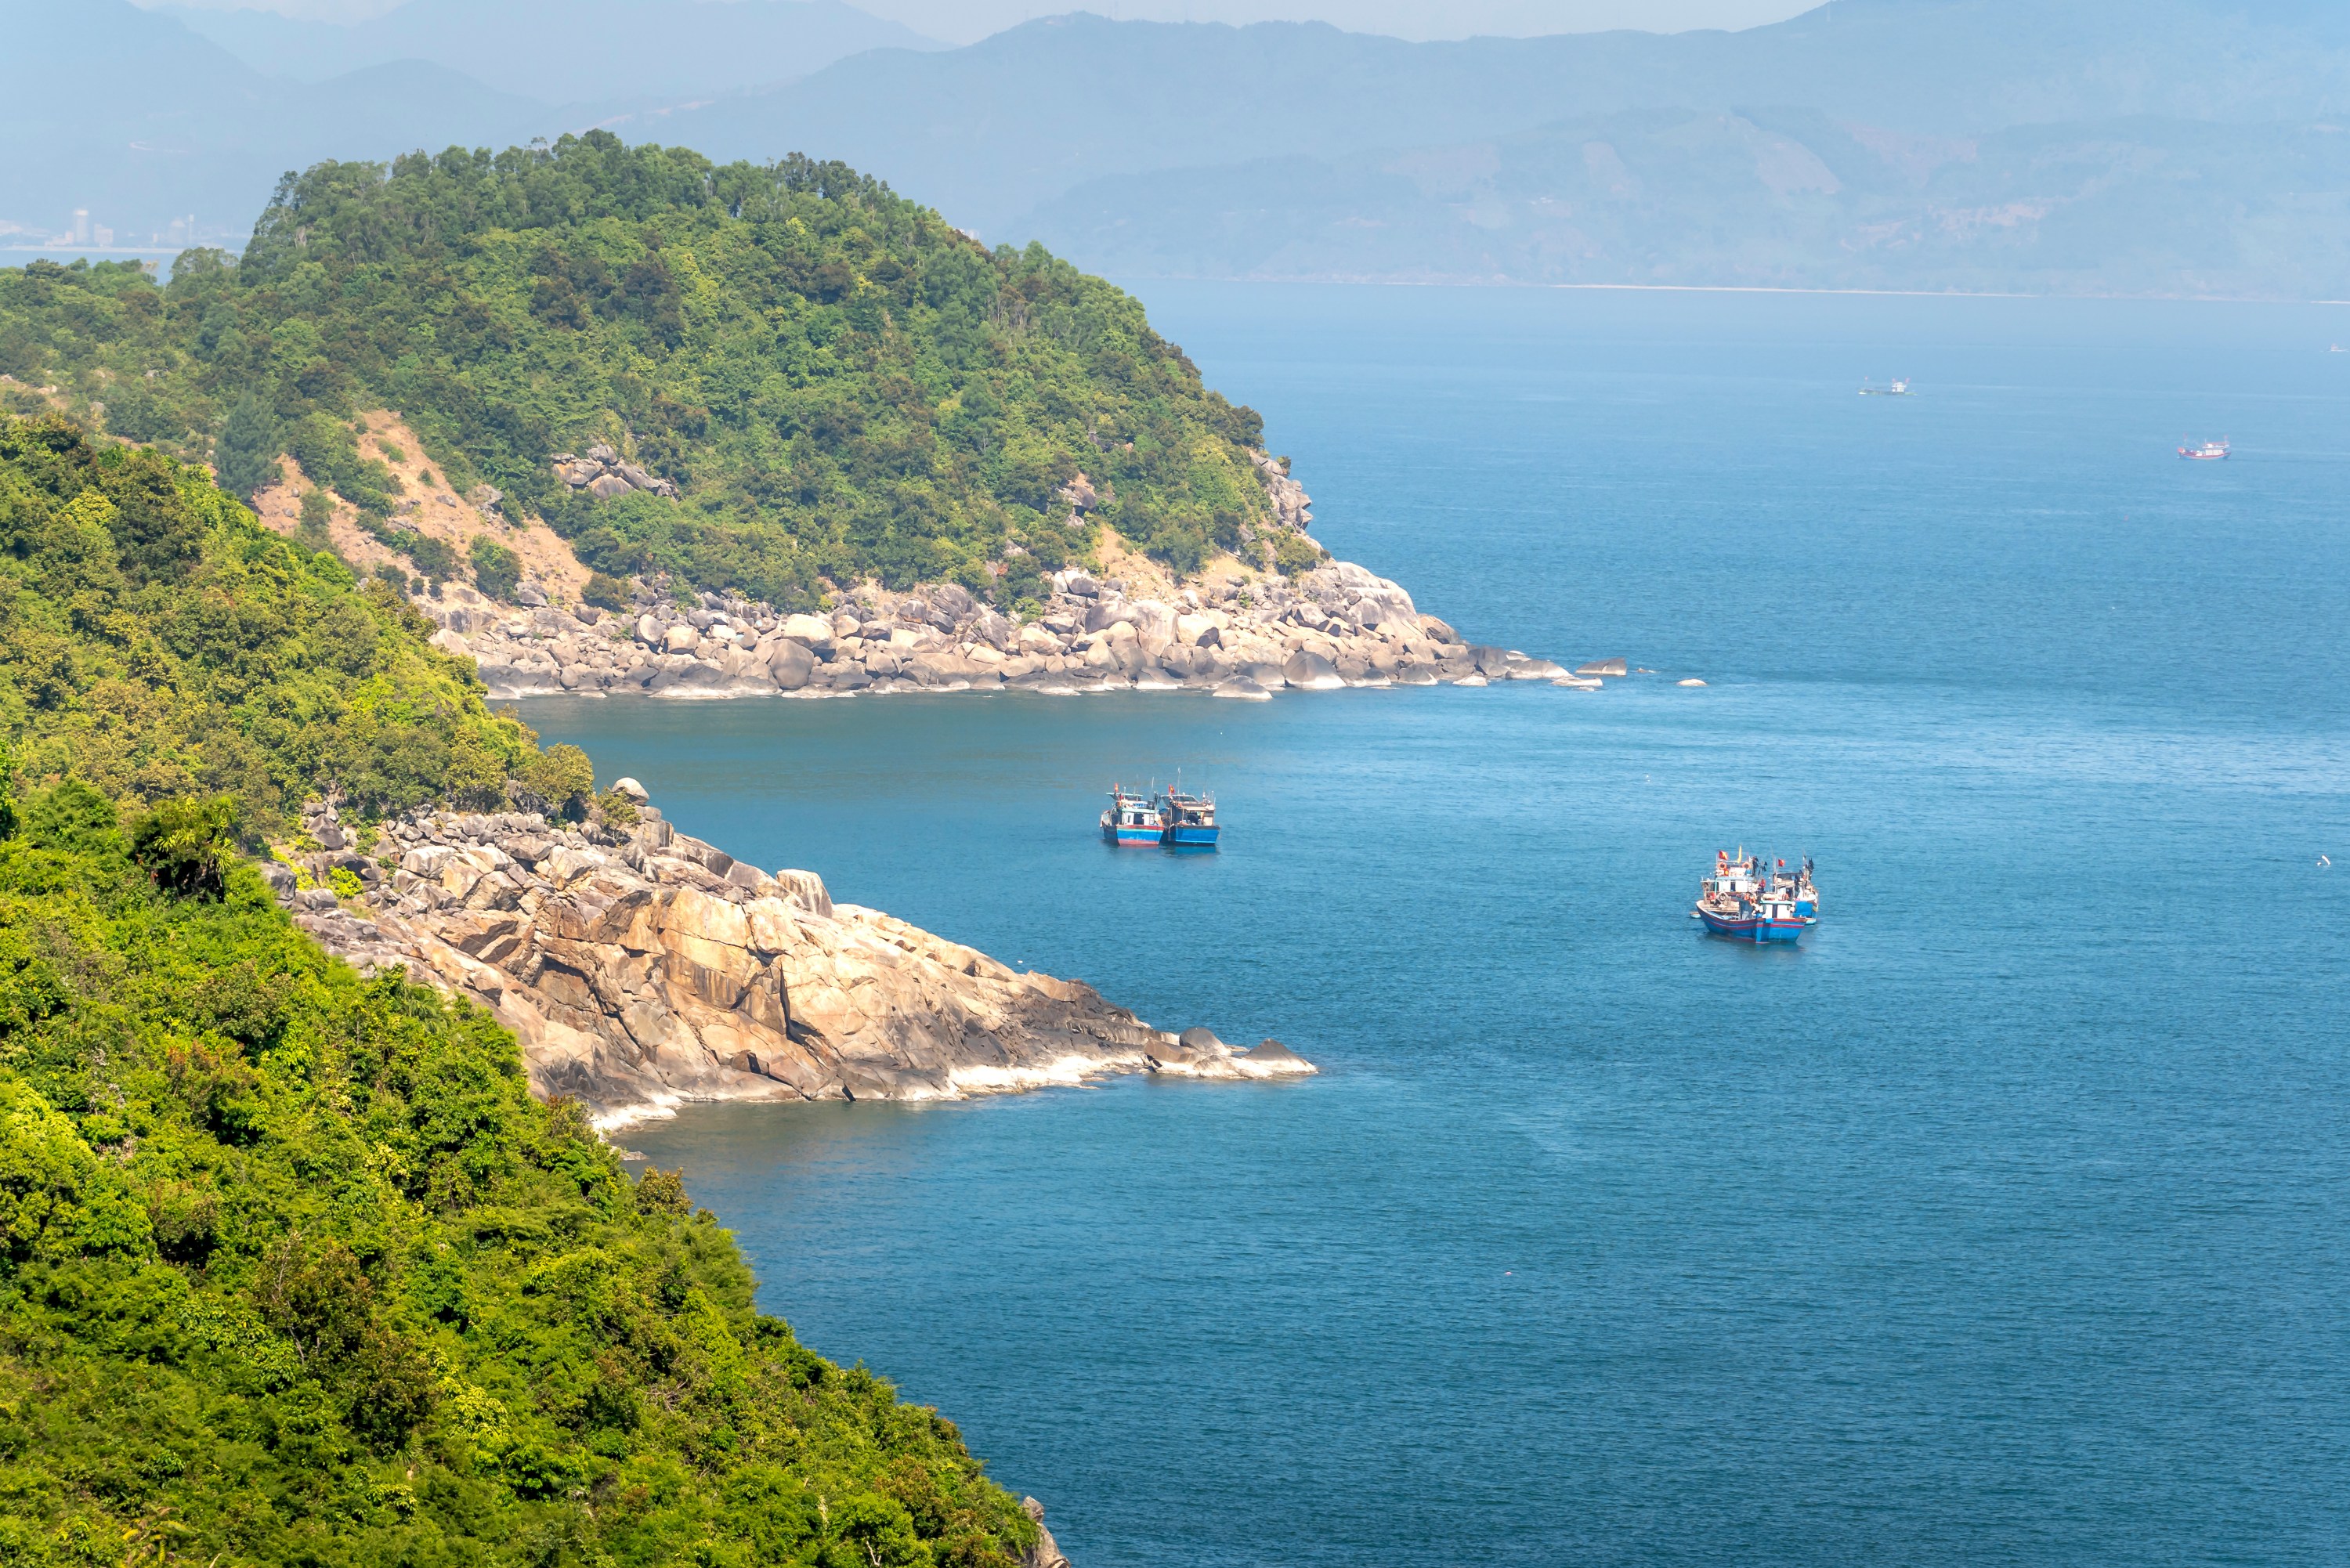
0 414 1041 1564
0 132 1280 609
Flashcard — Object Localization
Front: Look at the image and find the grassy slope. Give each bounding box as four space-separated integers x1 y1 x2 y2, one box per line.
0 418 1037 1565
0 132 1291 611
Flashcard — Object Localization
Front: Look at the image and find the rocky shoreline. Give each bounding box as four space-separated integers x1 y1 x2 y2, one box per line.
425 555 1577 703
264 789 1311 1129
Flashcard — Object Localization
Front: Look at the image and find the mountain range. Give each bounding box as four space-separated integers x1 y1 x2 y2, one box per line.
20 0 2350 297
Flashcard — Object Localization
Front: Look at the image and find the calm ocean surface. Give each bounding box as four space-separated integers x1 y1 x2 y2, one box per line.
520 285 2350 1567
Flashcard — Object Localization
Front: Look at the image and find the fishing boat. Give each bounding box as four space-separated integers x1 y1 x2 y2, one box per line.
1860 378 1913 396
2178 438 2230 461
1100 786 1163 846
1155 786 1220 849
1691 849 1819 944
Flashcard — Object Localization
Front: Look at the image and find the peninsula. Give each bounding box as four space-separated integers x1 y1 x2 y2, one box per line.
0 412 1155 1563
0 135 1578 695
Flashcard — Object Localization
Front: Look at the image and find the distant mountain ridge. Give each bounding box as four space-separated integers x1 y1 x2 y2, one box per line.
3 0 543 243
157 0 940 100
587 0 2350 297
627 0 2350 236
27 0 2350 297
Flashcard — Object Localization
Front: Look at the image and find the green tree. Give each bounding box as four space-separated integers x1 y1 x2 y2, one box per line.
513 742 595 819
213 392 280 500
582 569 631 611
403 532 457 582
297 485 335 551
468 534 522 599
128 796 237 900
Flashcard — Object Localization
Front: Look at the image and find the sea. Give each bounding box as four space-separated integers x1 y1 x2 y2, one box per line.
519 284 2350 1567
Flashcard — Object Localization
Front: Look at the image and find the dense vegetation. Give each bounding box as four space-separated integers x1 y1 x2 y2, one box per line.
0 419 1041 1563
0 415 573 833
0 132 1282 609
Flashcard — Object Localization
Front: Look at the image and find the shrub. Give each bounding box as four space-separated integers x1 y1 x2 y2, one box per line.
1272 528 1325 578
128 795 237 900
404 532 458 581
514 743 595 819
583 569 631 611
468 534 522 599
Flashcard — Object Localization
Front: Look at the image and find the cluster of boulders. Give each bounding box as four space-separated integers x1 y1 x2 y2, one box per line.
551 443 678 500
1251 450 1312 532
261 785 1311 1125
421 556 1572 700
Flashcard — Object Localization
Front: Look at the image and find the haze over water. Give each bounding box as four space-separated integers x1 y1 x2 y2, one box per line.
522 285 2350 1566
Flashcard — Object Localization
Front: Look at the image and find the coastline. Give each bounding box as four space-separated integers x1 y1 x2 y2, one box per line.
427 553 1579 704
264 789 1315 1131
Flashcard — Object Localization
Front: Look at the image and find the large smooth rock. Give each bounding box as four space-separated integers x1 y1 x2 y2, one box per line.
1575 658 1629 677
1214 678 1273 700
1470 645 1513 677
767 639 815 689
1239 1039 1313 1071
1282 649 1343 690
928 583 976 620
588 473 633 500
779 612 835 655
969 608 1014 650
662 624 699 654
670 659 733 690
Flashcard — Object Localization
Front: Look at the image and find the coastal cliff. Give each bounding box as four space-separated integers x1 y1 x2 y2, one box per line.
267 790 1312 1127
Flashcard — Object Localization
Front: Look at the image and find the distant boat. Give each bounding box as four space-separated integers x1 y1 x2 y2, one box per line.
1691 848 1819 944
1860 378 1913 396
1155 786 1220 849
1100 786 1162 846
2178 439 2230 461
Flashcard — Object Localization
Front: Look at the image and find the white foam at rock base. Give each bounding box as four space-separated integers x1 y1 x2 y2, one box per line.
590 1091 688 1133
948 1052 1150 1096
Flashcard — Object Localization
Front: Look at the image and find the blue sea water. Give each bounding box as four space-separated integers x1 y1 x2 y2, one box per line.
520 285 2350 1567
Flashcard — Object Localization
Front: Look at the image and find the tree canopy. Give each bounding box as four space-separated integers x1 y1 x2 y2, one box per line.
0 132 1282 608
0 414 555 834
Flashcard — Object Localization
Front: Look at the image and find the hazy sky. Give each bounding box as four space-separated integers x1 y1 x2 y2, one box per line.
146 0 1817 44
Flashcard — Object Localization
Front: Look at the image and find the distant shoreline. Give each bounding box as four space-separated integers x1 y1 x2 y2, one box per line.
1115 274 2350 307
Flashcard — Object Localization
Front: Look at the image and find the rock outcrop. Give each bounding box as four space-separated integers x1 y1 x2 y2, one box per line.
418 557 1569 702
400 441 1584 699
551 443 681 499
1021 1498 1072 1568
265 797 1313 1128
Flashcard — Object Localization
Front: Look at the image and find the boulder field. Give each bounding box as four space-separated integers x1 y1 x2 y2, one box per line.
421 556 1574 700
266 793 1312 1128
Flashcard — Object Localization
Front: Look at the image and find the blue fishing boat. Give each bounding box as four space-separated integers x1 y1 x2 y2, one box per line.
1100 786 1163 846
1692 848 1819 943
1155 786 1220 849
